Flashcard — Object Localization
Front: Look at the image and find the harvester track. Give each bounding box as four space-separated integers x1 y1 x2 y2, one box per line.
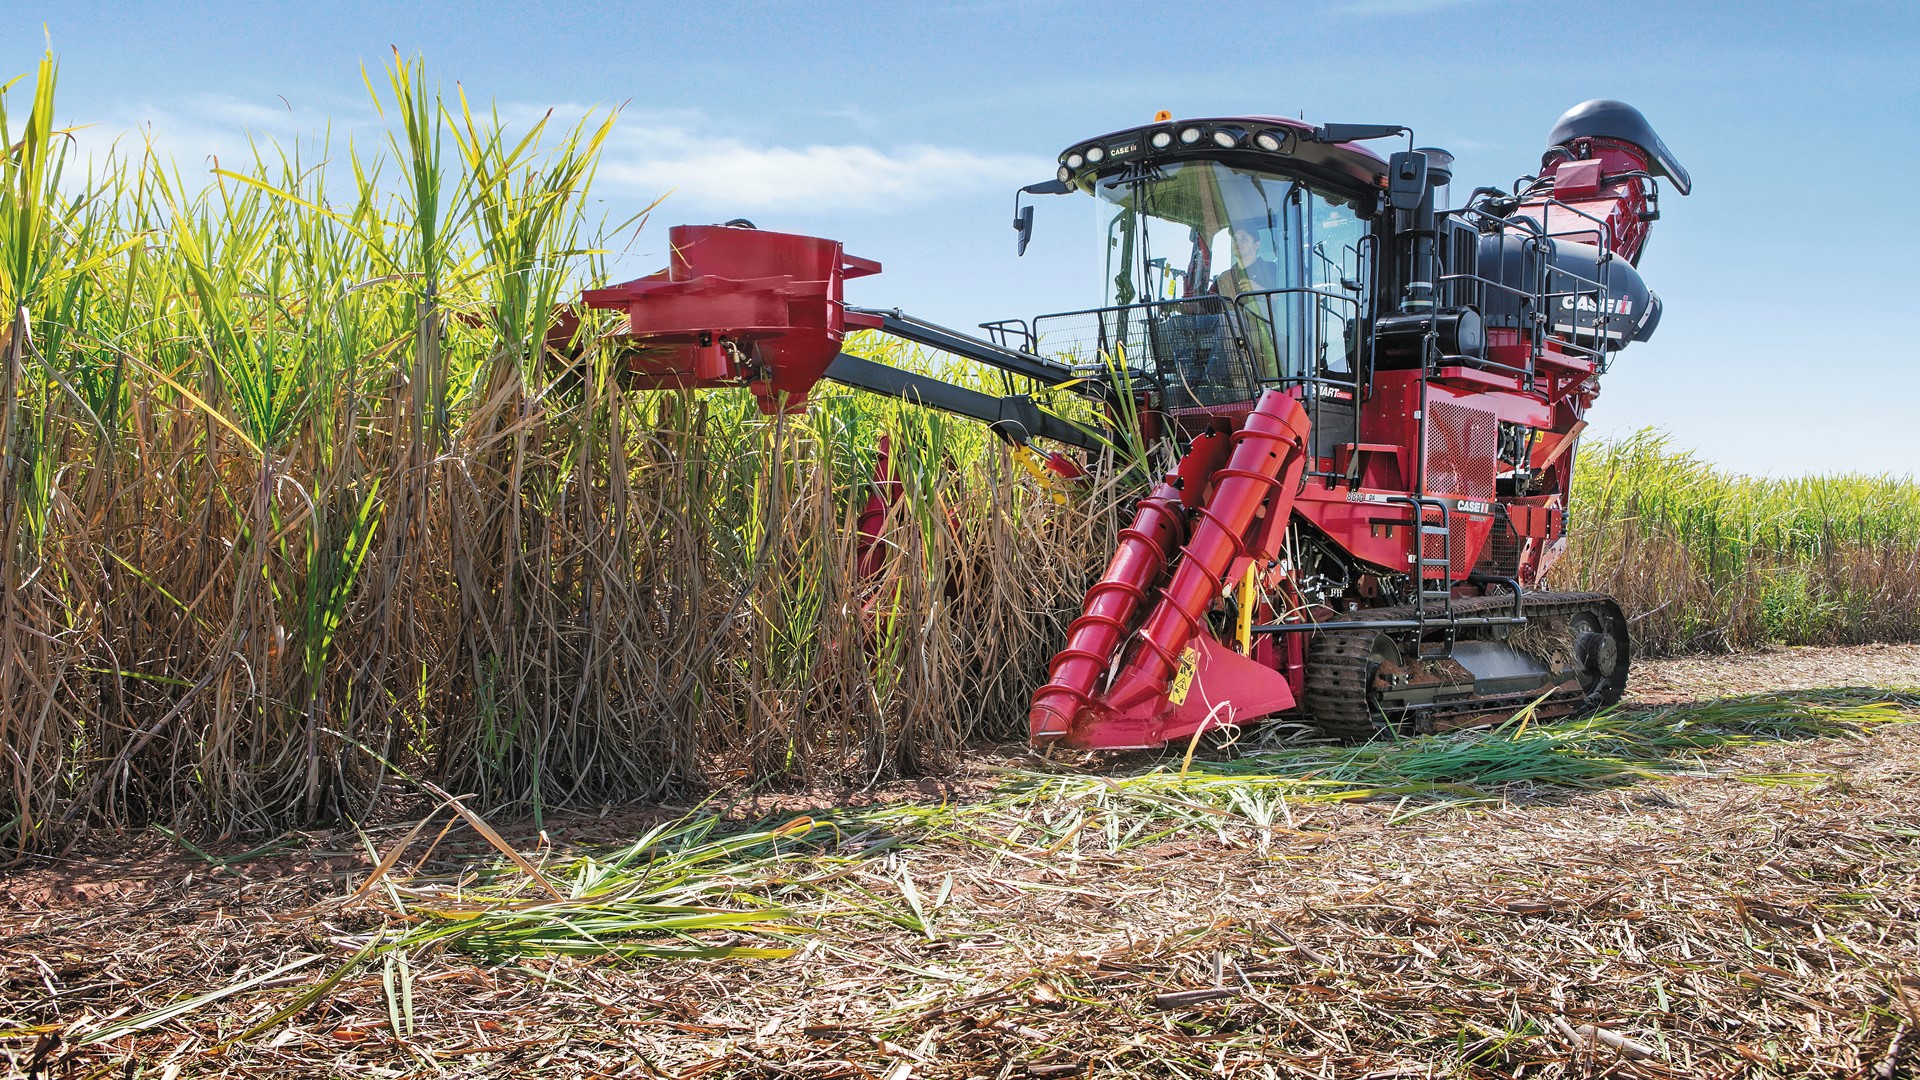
1302 590 1628 741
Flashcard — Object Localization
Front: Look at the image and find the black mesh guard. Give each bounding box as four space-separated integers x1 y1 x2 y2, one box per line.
1033 296 1264 411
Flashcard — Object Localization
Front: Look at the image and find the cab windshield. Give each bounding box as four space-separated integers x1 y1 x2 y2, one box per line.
1093 160 1369 382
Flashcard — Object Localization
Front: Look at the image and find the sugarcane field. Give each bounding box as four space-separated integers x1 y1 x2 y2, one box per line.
4 6 1919 1078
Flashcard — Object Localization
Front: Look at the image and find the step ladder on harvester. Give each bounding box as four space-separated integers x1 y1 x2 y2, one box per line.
1388 493 1457 661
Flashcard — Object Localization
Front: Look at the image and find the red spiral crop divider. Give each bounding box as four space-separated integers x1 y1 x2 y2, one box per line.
1027 480 1187 740
1102 391 1310 712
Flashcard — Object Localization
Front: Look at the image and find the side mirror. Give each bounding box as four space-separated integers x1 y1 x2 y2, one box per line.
1386 150 1429 212
1012 179 1067 257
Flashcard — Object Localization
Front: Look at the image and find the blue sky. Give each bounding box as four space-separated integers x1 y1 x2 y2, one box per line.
9 0 1917 475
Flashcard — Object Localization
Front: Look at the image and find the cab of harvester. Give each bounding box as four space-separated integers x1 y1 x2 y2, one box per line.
1015 116 1392 423
582 98 1691 751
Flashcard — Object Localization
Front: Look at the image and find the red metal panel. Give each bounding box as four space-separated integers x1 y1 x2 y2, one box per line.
1422 400 1496 578
582 224 879 414
1552 158 1605 199
1508 504 1560 540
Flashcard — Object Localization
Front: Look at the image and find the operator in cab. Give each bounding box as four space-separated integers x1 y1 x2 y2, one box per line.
1211 224 1284 381
1212 225 1280 299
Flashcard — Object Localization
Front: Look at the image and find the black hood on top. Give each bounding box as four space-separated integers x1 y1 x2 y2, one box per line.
1548 99 1691 196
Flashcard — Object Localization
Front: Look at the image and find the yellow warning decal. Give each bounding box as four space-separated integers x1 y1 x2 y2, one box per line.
1168 645 1200 706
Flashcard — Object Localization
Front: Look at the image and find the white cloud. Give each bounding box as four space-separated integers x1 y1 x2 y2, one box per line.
62 91 374 181
594 119 1052 214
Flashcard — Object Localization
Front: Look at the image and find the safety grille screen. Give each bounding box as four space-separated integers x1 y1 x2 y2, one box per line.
1476 514 1524 578
1424 400 1497 580
1424 401 1497 501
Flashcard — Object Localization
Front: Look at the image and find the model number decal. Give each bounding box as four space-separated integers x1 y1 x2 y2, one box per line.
1344 492 1494 518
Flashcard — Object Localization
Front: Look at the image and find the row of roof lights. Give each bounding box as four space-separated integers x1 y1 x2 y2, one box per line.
1058 125 1292 182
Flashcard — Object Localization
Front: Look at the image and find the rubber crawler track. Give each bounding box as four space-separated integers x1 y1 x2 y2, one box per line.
1302 590 1628 742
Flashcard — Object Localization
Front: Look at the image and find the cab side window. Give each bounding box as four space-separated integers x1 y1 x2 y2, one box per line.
1306 192 1369 379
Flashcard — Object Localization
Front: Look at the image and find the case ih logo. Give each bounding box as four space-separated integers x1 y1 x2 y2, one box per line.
1560 293 1633 315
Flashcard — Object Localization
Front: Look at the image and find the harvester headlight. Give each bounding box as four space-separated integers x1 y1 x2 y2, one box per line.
1179 127 1202 145
1065 151 1084 169
1085 145 1106 163
1212 129 1241 148
1150 130 1173 150
1057 165 1073 184
1254 131 1283 152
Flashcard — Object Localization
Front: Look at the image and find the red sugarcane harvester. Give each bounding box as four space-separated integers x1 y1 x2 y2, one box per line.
580 100 1691 750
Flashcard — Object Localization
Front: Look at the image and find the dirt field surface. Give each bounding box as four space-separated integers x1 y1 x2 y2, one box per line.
5 644 1918 1079
1631 644 1920 705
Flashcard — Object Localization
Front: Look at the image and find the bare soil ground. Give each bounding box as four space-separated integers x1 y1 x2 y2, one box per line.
4 644 1918 1079
1632 644 1920 705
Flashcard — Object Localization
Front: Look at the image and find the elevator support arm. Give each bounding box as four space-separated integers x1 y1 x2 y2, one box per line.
848 307 1084 389
823 351 1105 451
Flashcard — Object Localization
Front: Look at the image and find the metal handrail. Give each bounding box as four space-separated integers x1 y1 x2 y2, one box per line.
1441 197 1640 373
1027 295 1268 415
1226 286 1370 484
1030 284 1364 378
